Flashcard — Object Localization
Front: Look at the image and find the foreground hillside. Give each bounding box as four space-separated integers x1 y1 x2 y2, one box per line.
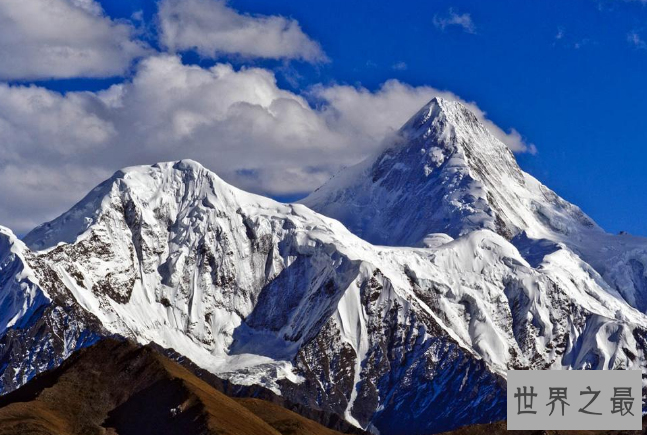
0 338 351 435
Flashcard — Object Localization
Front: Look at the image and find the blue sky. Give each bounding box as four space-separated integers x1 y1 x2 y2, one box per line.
2 0 647 236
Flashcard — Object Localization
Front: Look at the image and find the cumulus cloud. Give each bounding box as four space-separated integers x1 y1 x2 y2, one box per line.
0 0 149 80
0 55 534 233
0 56 334 231
0 163 113 235
433 9 476 34
158 0 326 62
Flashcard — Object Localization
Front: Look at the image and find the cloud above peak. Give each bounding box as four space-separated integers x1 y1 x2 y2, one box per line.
0 55 535 233
0 1 537 234
0 0 326 82
0 0 149 80
158 0 327 62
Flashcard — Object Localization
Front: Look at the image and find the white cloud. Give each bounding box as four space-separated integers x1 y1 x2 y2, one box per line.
628 31 647 49
158 0 326 62
433 9 476 34
0 163 112 234
314 80 536 154
0 0 149 80
0 55 534 233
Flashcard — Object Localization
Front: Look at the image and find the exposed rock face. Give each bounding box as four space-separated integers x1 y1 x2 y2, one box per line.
0 98 646 434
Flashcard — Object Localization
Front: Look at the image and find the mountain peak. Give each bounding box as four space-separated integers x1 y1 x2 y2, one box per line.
114 159 211 183
301 97 525 244
157 158 206 174
302 98 596 246
399 97 507 158
23 160 228 251
406 96 473 127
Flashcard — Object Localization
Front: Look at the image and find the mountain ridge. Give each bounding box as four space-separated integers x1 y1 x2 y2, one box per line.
0 98 646 434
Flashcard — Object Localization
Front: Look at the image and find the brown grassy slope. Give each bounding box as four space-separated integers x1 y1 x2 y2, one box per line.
237 397 348 435
0 339 346 435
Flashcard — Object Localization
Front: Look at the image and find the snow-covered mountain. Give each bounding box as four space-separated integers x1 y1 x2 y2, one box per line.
302 97 596 244
302 97 647 314
0 227 104 391
0 98 646 434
